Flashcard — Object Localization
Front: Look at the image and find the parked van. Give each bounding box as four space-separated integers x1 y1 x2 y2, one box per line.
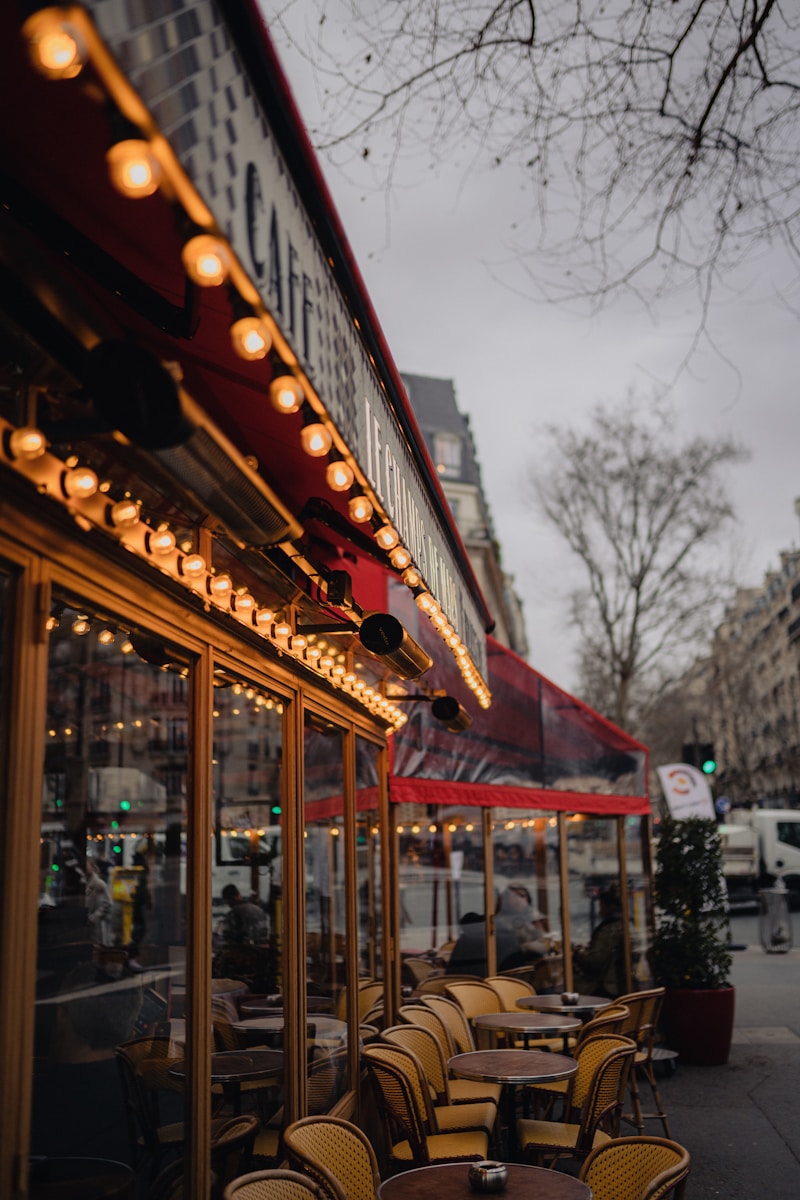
719 809 800 907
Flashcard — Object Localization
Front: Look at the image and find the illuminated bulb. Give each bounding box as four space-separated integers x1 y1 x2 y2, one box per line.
120 640 134 654
8 426 46 461
24 11 85 79
348 495 373 523
181 234 231 286
98 629 115 645
231 316 271 361
319 655 334 670
273 620 291 639
289 634 307 651
389 545 412 570
147 528 176 555
300 423 332 457
402 566 422 588
415 592 436 614
62 466 98 499
72 616 90 636
232 591 255 614
447 632 460 648
325 460 354 492
109 498 140 529
441 623 454 639
331 664 345 677
363 687 375 698
342 672 356 684
269 375 303 413
374 524 399 551
431 612 447 628
179 552 206 578
106 140 161 197
254 607 275 629
207 573 233 598
305 646 321 661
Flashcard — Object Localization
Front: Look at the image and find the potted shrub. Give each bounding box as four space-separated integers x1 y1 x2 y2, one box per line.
652 815 735 1065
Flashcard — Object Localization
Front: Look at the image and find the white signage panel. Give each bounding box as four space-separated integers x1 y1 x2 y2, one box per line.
656 763 716 820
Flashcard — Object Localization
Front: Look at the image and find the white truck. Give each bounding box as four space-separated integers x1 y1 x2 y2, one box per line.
719 809 800 907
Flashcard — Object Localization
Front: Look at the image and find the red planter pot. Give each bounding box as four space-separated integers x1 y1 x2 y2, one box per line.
662 986 735 1066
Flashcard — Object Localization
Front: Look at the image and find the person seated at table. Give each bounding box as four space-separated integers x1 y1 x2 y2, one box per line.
446 911 490 976
220 884 268 944
572 883 625 998
495 884 549 969
30 961 143 1164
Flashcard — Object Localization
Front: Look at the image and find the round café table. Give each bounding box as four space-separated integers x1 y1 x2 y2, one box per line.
449 1048 578 1159
168 1048 283 1114
239 996 332 1017
28 1157 134 1200
473 1010 581 1050
517 993 611 1018
378 1161 590 1200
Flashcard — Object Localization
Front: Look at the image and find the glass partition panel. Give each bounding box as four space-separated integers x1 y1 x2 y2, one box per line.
304 711 349 1107
211 671 284 997
567 814 625 998
396 806 485 975
355 737 382 985
30 597 190 1195
490 811 563 988
625 814 654 988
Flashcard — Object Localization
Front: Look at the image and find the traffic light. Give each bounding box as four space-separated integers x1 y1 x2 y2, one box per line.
682 741 716 774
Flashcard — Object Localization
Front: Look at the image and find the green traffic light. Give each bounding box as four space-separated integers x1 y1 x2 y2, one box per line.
271 805 282 815
701 758 716 774
119 799 131 811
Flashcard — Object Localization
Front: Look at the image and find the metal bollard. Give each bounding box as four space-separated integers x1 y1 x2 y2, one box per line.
758 876 793 954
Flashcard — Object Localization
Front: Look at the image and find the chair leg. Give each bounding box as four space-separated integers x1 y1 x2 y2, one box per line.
641 1060 671 1138
624 1061 671 1138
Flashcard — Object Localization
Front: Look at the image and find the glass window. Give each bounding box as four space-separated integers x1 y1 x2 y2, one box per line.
567 815 625 998
490 812 562 988
304 711 349 1108
355 737 382 986
31 598 191 1194
433 433 462 478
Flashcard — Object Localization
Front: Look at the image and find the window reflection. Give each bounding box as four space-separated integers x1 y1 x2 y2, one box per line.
355 737 382 984
32 598 190 1190
568 815 626 998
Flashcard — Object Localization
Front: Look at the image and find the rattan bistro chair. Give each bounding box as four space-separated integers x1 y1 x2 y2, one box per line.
444 980 503 1022
397 1005 502 1107
517 1034 637 1170
362 1045 489 1170
284 1115 381 1200
484 976 536 1009
578 1136 691 1200
381 1025 496 1135
616 989 672 1137
224 1169 336 1200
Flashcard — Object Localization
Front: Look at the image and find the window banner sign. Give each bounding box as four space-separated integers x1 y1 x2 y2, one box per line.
656 763 716 820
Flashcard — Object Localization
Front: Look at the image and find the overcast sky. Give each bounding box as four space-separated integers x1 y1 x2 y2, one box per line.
269 11 800 693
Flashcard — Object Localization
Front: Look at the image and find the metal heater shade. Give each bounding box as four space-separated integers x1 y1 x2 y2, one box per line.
359 612 433 680
431 694 473 733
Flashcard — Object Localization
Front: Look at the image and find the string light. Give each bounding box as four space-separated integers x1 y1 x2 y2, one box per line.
389 545 412 570
269 375 303 414
178 552 206 578
106 139 160 198
24 11 85 79
7 426 46 461
62 466 98 499
145 527 176 555
300 422 332 457
182 234 231 286
325 460 354 492
374 524 399 551
231 315 271 361
348 495 373 523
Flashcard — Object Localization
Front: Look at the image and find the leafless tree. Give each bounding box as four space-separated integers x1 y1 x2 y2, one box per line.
531 396 748 731
275 1 800 324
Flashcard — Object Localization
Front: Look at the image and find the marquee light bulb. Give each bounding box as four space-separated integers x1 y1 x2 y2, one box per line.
375 524 399 551
62 466 98 499
300 423 333 457
389 545 412 570
207 573 233 598
106 140 161 197
179 552 206 578
325 460 354 492
181 234 231 286
109 499 141 529
146 527 176 555
269 375 303 413
402 566 422 588
231 316 271 361
8 426 46 461
24 12 85 79
348 495 373 523
254 607 275 629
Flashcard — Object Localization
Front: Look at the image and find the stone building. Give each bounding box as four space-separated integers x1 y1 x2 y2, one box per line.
401 373 529 658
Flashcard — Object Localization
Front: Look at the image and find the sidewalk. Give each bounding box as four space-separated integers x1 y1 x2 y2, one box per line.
655 942 800 1198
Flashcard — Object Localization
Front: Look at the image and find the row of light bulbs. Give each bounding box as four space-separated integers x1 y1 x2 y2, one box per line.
19 5 490 706
1 417 408 727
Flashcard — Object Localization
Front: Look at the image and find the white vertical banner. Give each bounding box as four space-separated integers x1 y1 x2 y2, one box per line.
656 763 716 820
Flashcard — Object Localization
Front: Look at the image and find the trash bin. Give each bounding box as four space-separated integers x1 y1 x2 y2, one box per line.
758 878 793 954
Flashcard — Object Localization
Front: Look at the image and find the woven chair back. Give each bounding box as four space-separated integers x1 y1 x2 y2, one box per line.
579 1135 691 1200
398 1004 456 1057
382 1024 448 1101
444 981 502 1020
284 1115 380 1200
575 1038 637 1153
223 1168 331 1200
421 996 476 1054
362 1045 430 1164
484 976 535 1009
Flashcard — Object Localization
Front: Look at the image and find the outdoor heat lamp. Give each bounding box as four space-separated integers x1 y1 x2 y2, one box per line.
358 611 432 680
